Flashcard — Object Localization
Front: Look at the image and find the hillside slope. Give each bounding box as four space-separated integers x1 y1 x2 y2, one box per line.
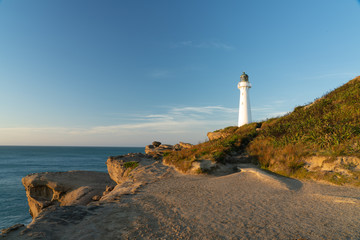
164 76 360 185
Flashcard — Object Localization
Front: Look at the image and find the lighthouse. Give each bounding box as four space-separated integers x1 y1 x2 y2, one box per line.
237 72 252 127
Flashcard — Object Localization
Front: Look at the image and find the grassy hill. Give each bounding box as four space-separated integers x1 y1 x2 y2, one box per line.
164 76 360 185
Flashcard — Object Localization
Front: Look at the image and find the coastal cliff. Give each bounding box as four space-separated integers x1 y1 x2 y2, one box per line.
2 150 360 239
1 153 173 239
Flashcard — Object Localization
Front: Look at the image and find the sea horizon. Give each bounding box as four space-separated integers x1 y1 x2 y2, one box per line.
0 146 145 230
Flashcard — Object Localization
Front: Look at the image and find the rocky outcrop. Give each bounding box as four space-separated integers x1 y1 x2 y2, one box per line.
106 153 152 184
190 160 218 174
22 171 115 219
20 153 170 222
178 142 193 149
145 141 193 157
207 131 231 141
305 156 360 175
101 153 170 202
145 144 173 156
1 154 172 239
1 224 24 236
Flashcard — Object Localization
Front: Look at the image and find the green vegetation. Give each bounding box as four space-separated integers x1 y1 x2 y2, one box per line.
163 76 360 185
163 123 258 172
123 161 139 170
259 77 360 155
249 76 360 180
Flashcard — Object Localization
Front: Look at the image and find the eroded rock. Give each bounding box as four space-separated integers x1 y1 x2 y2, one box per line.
1 224 25 236
207 131 231 141
152 141 161 147
103 153 170 202
190 160 218 174
305 156 360 175
179 142 193 149
145 141 193 157
22 171 115 218
106 153 149 184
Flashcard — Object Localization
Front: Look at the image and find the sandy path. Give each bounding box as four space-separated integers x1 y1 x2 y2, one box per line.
4 164 360 240
118 166 360 239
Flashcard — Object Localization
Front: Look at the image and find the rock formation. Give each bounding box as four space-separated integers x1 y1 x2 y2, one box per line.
304 156 360 175
145 141 193 158
1 153 172 239
19 153 172 224
178 142 193 149
106 153 151 184
22 171 115 219
152 141 161 147
102 153 170 202
207 131 231 141
189 159 218 174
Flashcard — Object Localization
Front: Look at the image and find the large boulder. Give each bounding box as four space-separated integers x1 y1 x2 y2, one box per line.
190 160 218 174
145 141 193 156
158 144 173 150
152 141 161 147
145 143 174 157
179 142 193 149
22 171 115 219
106 153 148 184
145 144 155 153
207 131 231 141
304 156 360 175
103 153 170 202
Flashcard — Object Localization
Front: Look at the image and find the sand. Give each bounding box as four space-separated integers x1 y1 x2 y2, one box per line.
110 166 360 239
3 163 360 239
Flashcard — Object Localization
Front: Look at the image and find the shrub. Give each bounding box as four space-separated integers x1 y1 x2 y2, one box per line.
123 161 139 169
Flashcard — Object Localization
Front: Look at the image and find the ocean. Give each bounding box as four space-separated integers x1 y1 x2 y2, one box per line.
0 146 144 230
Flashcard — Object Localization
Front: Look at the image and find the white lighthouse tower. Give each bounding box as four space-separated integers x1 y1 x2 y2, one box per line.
237 72 252 127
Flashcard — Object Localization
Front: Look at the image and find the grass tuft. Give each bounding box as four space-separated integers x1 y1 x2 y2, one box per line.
123 161 139 169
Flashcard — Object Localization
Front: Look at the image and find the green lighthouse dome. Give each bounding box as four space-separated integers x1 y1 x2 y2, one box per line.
240 72 249 82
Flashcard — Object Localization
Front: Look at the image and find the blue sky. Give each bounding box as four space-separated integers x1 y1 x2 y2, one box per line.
0 0 359 146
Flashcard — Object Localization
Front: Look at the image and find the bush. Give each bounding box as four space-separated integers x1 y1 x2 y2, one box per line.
123 161 139 169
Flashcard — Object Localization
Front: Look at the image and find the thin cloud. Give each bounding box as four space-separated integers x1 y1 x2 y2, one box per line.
146 114 174 120
0 104 289 146
0 105 238 145
172 40 234 50
0 127 73 133
149 69 172 79
171 106 237 114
